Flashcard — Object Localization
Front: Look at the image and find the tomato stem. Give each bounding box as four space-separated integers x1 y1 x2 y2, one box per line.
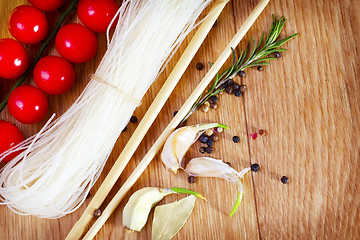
0 0 79 113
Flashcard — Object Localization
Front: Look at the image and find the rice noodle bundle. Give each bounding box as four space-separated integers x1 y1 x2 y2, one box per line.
0 0 211 219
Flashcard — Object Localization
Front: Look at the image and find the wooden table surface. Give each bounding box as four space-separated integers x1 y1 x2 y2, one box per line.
1 0 359 239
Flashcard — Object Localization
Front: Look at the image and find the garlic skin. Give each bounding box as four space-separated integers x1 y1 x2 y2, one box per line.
123 187 173 231
161 123 227 174
185 157 250 216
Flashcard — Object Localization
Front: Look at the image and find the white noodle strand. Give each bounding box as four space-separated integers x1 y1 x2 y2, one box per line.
0 0 211 219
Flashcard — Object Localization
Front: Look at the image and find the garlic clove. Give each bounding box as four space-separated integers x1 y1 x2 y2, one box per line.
161 128 181 173
184 157 250 216
161 123 228 174
123 187 173 231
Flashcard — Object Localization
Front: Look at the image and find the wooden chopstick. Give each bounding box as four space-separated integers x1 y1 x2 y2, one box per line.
81 0 270 239
65 1 230 239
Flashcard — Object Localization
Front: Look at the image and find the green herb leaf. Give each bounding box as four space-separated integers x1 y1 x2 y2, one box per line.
170 187 206 200
179 15 298 125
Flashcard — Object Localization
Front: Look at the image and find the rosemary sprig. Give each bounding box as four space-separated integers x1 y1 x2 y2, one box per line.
0 0 79 113
181 15 298 123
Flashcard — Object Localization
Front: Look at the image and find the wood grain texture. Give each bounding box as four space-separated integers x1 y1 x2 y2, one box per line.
0 0 359 239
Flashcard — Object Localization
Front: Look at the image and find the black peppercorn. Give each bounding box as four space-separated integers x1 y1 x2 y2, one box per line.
188 176 196 183
86 192 91 199
226 162 231 167
199 147 206 154
257 66 263 71
232 136 240 143
122 126 127 132
210 103 217 109
206 146 213 153
93 209 102 218
259 129 266 136
234 90 242 97
225 85 233 94
225 79 234 86
209 95 218 103
240 84 247 93
238 71 246 77
199 135 208 143
232 83 240 91
196 62 204 70
281 176 289 184
250 163 260 172
130 116 138 123
210 134 219 142
274 52 281 58
206 140 214 147
173 111 178 117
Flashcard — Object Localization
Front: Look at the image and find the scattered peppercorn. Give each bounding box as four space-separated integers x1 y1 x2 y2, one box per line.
206 140 214 147
201 105 209 113
173 110 178 117
122 126 127 132
232 136 240 143
240 84 247 93
226 162 231 167
274 52 281 58
250 133 258 140
281 176 289 184
130 116 138 123
216 127 223 133
93 209 102 218
204 101 210 107
196 62 204 70
257 65 263 71
188 176 196 183
225 85 233 94
199 135 208 143
232 83 240 91
251 163 260 172
205 129 213 136
209 95 218 103
225 78 234 86
86 192 91 199
234 90 242 97
259 129 266 136
238 71 246 77
210 134 219 142
210 103 217 109
199 147 206 154
206 146 213 153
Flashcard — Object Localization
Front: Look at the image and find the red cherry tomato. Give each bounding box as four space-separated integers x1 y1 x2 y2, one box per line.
8 85 48 124
0 120 25 163
27 0 65 11
78 0 119 33
0 38 29 80
33 56 75 95
8 5 48 45
55 23 97 63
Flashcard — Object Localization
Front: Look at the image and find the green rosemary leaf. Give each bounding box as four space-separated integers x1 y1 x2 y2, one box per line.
255 32 265 52
180 15 298 125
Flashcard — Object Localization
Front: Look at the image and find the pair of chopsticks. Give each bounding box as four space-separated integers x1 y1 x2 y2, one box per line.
66 0 270 239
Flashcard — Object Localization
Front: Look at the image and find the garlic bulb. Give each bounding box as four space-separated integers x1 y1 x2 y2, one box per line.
161 123 228 173
123 187 173 231
185 157 250 216
123 187 205 231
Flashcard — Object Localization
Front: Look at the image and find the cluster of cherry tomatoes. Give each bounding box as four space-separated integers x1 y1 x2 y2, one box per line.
0 0 119 162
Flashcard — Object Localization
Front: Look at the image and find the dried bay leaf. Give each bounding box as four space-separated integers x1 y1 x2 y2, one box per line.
152 195 196 240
